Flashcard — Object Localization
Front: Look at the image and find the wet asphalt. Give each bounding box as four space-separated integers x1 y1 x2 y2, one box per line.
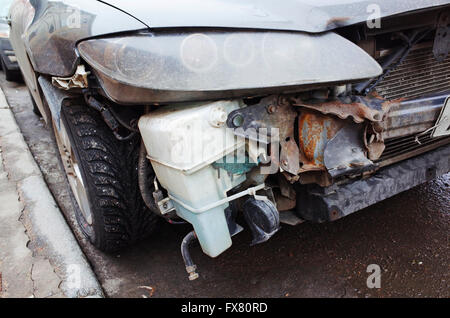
1 73 448 298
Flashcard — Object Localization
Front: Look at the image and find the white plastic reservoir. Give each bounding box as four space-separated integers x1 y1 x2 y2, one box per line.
139 100 247 257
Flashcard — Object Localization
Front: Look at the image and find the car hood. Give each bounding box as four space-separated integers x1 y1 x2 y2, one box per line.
100 0 449 33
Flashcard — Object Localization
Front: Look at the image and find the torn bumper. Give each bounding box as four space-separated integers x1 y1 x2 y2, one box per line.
136 91 450 258
296 144 450 223
294 91 450 184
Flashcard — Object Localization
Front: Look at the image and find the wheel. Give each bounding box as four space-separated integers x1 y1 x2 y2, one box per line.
1 56 22 82
53 100 158 252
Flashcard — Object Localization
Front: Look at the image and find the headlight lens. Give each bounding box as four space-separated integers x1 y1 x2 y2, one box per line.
78 30 381 99
180 33 218 72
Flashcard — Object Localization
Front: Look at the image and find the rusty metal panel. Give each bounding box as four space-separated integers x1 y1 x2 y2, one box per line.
292 94 401 124
324 124 376 178
297 111 344 170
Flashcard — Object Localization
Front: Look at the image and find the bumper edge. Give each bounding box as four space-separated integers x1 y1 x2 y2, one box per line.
297 144 450 222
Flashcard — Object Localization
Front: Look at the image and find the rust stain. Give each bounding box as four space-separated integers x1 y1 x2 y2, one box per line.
299 112 323 164
292 93 404 124
298 111 343 168
327 16 351 27
299 101 376 123
280 138 300 175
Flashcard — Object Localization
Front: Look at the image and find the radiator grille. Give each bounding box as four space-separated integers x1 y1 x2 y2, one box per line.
376 133 450 166
375 44 450 100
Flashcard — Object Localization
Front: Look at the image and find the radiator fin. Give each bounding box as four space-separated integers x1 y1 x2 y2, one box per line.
375 45 450 100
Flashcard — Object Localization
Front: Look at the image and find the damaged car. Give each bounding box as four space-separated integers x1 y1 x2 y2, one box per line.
7 0 450 280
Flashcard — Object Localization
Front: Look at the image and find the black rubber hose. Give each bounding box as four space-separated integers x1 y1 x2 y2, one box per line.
138 142 187 223
181 231 196 267
138 141 159 214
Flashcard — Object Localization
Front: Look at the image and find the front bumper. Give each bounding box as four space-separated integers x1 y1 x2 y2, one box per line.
138 91 450 257
296 144 450 223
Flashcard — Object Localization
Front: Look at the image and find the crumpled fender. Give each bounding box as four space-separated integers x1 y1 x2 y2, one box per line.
11 0 147 77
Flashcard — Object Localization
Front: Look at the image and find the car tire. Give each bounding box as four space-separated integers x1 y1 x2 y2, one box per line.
53 100 159 253
1 56 22 82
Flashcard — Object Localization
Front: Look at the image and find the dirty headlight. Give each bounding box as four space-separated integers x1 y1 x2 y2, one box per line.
78 31 381 101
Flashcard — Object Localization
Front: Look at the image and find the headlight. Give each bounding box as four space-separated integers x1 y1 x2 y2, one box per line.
78 30 381 104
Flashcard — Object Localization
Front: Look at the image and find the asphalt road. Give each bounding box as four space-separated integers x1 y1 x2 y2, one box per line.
1 73 449 298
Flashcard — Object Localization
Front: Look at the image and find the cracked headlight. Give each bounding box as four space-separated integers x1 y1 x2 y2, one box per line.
78 30 381 104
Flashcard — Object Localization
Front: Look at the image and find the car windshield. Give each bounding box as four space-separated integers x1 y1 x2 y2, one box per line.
0 0 14 18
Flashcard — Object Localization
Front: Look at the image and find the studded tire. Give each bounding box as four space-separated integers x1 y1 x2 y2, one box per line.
55 101 158 253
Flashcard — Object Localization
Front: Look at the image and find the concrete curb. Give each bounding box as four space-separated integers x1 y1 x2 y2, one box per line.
0 87 104 298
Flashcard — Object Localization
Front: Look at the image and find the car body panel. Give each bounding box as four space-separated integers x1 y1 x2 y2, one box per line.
9 0 147 78
10 0 450 79
100 0 450 33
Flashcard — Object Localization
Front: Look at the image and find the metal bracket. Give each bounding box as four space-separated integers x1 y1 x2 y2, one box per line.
431 97 450 138
168 184 267 214
157 198 176 215
227 96 297 144
433 11 450 62
324 123 377 178
152 179 176 215
227 96 300 174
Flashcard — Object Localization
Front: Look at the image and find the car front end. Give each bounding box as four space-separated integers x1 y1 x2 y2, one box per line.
8 0 450 280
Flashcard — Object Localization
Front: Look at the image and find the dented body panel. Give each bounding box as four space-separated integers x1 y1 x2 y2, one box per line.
8 0 147 77
101 0 450 33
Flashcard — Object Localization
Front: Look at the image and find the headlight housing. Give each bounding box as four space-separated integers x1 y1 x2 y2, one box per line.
78 30 381 104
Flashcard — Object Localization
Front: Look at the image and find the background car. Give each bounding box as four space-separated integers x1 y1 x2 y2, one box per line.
0 0 21 82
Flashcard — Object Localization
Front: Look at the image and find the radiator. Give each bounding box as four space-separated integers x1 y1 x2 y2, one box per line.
375 43 450 101
375 43 450 165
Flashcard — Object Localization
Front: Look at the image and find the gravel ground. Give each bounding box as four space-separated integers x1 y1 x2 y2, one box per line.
1 72 448 298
